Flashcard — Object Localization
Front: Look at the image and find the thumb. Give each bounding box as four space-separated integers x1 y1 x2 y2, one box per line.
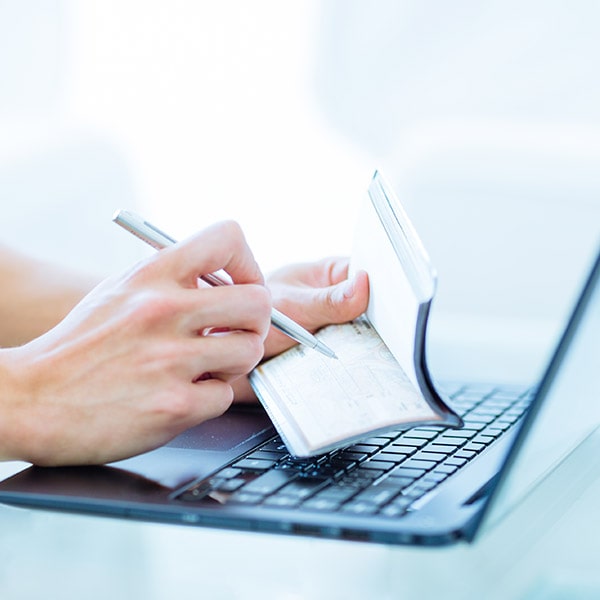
310 270 369 328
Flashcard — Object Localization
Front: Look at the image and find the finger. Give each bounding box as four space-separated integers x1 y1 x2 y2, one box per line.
176 330 265 382
183 378 235 424
155 220 264 288
269 256 350 289
314 256 352 287
295 269 370 329
179 284 271 339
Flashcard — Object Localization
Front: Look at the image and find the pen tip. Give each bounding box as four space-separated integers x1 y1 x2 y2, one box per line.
314 339 337 359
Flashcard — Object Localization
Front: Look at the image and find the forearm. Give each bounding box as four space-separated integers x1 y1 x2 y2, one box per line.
0 347 28 461
0 245 98 347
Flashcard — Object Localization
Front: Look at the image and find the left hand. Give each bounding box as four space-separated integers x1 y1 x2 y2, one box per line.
232 256 369 401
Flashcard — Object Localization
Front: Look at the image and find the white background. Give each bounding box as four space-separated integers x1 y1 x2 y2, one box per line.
2 0 599 382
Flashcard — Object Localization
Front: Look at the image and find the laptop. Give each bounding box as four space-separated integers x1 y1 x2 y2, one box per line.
0 247 597 546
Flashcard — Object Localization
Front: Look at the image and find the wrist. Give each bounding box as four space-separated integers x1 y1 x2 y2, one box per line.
0 345 48 464
0 348 27 461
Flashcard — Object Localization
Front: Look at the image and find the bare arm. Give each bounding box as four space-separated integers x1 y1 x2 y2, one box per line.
0 223 270 466
0 239 368 466
0 244 99 347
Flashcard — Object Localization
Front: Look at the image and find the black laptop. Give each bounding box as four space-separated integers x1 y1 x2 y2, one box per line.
0 247 598 545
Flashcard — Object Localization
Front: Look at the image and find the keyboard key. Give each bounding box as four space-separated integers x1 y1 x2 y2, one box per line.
338 451 369 463
382 476 414 489
242 469 298 495
312 486 358 502
473 434 495 445
412 451 446 462
260 439 287 452
441 429 477 439
245 450 285 461
346 445 380 455
435 382 464 397
353 485 399 506
381 445 417 456
380 504 408 518
352 468 385 481
389 466 427 479
481 398 516 409
481 427 505 438
455 383 495 395
400 485 430 500
431 436 465 446
375 452 412 464
389 495 415 510
462 442 486 453
393 437 428 448
371 431 403 440
229 492 263 505
359 460 396 471
302 497 342 511
425 444 458 454
303 465 346 479
276 460 302 472
339 471 378 487
454 450 476 460
214 478 245 493
360 437 392 446
422 472 448 484
233 457 277 471
341 501 379 515
278 478 329 500
403 429 438 439
463 413 495 424
401 458 436 470
263 495 301 508
215 467 242 479
434 464 458 475
462 421 487 431
329 458 358 472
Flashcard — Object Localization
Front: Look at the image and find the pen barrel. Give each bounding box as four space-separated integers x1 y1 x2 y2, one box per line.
113 209 335 356
271 309 318 349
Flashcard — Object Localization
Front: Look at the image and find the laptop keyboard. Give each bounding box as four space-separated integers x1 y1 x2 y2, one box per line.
175 383 534 517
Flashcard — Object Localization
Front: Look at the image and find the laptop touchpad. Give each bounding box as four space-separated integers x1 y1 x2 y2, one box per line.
166 406 273 451
110 406 275 489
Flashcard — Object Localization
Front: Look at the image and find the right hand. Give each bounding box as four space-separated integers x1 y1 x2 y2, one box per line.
0 221 271 466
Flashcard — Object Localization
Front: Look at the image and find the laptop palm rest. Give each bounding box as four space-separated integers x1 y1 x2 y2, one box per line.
0 406 275 503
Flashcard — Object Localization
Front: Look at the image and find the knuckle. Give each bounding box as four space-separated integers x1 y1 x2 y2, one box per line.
231 331 264 368
243 331 265 364
157 385 193 421
217 219 244 243
197 381 234 418
129 290 182 327
322 287 339 314
126 253 163 283
249 284 272 315
215 383 235 411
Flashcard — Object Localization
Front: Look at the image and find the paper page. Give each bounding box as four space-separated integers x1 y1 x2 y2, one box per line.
350 172 436 390
251 319 442 457
351 194 421 388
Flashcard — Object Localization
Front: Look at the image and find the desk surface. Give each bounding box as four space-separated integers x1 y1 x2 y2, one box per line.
1 429 599 600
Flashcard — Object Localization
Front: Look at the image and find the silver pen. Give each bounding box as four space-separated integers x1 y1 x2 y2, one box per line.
112 209 337 359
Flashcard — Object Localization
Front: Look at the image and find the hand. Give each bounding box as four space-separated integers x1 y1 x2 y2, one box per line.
0 221 272 466
232 257 369 401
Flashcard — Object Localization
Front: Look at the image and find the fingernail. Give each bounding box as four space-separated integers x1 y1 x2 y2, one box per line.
342 276 356 300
